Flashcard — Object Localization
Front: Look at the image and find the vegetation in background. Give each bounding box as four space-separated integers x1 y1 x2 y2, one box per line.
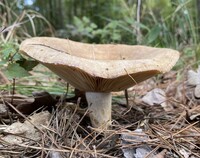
0 0 58 94
0 0 53 73
0 0 53 42
0 0 200 94
21 0 200 64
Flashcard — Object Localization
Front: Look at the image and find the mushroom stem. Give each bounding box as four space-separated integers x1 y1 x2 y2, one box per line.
85 92 112 129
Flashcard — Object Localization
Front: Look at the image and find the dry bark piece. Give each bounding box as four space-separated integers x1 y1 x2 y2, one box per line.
16 91 57 114
20 37 180 129
0 94 33 105
0 92 57 115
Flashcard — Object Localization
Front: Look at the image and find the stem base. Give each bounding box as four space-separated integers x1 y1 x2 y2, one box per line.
86 92 112 129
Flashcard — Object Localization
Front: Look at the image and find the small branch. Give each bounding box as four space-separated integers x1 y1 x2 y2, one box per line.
11 78 15 105
124 89 129 107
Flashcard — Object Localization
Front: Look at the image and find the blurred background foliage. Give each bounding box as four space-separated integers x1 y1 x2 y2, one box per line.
1 0 200 48
0 0 200 94
16 0 200 47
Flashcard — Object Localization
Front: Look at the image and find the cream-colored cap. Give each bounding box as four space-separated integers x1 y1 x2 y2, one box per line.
20 37 180 92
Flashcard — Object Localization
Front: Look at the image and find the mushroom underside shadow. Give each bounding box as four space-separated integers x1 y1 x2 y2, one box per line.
43 63 160 92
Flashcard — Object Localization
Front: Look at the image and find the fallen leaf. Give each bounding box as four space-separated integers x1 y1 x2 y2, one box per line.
179 148 191 158
142 88 166 106
142 88 173 111
194 85 200 98
187 66 200 86
121 129 156 158
2 111 50 144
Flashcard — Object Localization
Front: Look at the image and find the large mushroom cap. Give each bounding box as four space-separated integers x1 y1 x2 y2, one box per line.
20 37 180 92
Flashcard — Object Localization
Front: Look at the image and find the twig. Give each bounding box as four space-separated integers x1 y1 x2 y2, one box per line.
17 143 116 158
11 78 15 105
124 89 129 107
136 0 142 44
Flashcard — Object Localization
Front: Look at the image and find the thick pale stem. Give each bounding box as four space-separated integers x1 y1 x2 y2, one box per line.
85 92 112 129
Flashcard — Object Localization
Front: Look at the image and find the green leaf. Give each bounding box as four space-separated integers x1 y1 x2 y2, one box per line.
90 23 97 29
1 47 15 59
106 21 118 29
12 53 23 61
85 27 93 33
3 63 30 79
112 33 121 41
73 16 84 29
82 16 90 24
147 26 161 44
0 60 7 66
17 60 38 71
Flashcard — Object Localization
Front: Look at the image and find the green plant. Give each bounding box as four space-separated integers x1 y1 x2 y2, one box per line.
0 1 58 95
66 16 97 42
0 0 55 79
0 0 54 43
0 43 38 79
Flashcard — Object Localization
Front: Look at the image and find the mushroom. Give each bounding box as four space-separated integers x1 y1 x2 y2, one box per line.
19 37 180 129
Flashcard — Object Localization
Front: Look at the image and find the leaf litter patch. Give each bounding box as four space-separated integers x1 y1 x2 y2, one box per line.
0 68 200 157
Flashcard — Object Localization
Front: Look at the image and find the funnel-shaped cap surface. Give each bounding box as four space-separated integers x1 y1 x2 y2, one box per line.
20 37 179 92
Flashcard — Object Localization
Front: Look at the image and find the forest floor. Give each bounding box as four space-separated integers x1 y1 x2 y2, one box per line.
0 65 200 158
